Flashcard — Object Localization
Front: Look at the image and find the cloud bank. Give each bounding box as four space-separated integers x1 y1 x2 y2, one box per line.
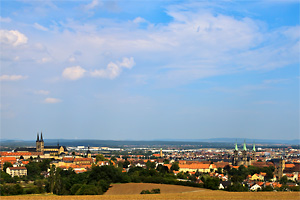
0 75 28 81
0 29 28 46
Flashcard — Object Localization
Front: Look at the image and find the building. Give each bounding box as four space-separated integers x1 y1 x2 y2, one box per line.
232 140 256 166
6 166 27 177
14 132 67 156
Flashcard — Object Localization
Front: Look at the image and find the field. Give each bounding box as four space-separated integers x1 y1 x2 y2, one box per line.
104 183 203 195
1 183 299 200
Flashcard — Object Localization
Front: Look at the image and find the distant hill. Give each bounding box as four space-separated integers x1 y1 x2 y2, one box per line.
1 137 299 149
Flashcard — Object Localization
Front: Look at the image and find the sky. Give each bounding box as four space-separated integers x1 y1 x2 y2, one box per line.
0 0 299 141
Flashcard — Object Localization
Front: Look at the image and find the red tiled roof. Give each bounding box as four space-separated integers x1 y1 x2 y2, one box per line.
0 152 42 156
179 164 211 169
285 164 295 168
8 166 27 170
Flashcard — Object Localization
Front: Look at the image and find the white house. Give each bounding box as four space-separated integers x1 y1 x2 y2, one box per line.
6 166 27 177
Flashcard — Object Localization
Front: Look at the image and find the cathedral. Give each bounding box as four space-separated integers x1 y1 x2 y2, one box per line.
232 140 256 166
15 132 67 156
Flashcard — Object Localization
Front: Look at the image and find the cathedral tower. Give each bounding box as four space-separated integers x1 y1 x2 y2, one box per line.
233 141 239 166
36 132 44 152
242 140 247 165
36 133 41 152
252 141 256 162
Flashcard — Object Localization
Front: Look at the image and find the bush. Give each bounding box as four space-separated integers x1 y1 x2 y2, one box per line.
151 188 160 194
141 189 151 194
70 184 82 195
0 184 24 196
75 184 103 195
140 188 160 194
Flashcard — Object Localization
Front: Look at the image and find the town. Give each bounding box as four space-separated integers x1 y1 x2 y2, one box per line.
1 133 299 195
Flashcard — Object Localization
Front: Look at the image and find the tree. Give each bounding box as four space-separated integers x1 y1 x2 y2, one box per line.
3 162 13 172
40 159 51 172
170 162 179 171
123 160 130 168
280 175 288 185
223 165 231 174
146 161 156 170
95 154 106 163
48 165 55 194
156 164 169 174
110 156 117 162
53 167 63 195
163 159 170 164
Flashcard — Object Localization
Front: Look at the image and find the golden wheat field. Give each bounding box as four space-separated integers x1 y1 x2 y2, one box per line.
1 183 300 200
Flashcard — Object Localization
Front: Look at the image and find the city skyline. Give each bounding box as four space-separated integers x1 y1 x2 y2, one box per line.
1 1 299 140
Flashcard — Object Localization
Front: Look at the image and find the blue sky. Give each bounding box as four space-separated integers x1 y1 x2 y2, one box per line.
0 0 299 141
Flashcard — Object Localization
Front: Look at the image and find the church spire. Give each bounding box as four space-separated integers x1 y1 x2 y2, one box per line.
234 140 238 151
36 133 39 142
252 141 255 151
243 140 247 151
40 132 43 141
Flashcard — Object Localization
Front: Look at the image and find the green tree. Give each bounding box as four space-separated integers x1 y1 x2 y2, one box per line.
170 162 179 171
280 175 288 185
110 156 117 162
96 154 107 163
123 160 130 168
156 164 169 174
216 167 222 174
3 162 13 172
53 167 63 195
26 162 41 179
146 160 156 169
48 165 55 194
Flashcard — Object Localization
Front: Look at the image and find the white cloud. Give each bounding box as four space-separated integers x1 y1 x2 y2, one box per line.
34 90 50 95
69 57 76 62
0 75 28 81
1 2 297 87
84 0 101 10
0 17 11 23
44 98 62 104
0 29 28 46
62 66 86 80
118 57 135 69
37 57 51 64
33 23 48 31
90 57 135 79
133 17 147 24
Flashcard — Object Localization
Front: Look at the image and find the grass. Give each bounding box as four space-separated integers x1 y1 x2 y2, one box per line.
1 183 299 200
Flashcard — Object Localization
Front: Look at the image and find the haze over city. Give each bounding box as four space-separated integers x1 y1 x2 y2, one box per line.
1 0 299 141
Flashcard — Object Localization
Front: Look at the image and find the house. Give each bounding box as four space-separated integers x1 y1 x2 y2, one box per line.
250 173 265 181
285 173 298 181
219 181 231 190
6 166 27 177
0 157 17 169
178 164 216 173
250 183 262 191
97 161 110 166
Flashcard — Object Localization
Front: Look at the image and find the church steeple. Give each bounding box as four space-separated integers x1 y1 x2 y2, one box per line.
36 133 39 142
40 132 43 142
252 141 255 151
243 140 247 151
235 140 238 151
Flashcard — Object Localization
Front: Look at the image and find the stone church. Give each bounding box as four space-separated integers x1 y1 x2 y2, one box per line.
232 140 256 166
15 132 67 156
